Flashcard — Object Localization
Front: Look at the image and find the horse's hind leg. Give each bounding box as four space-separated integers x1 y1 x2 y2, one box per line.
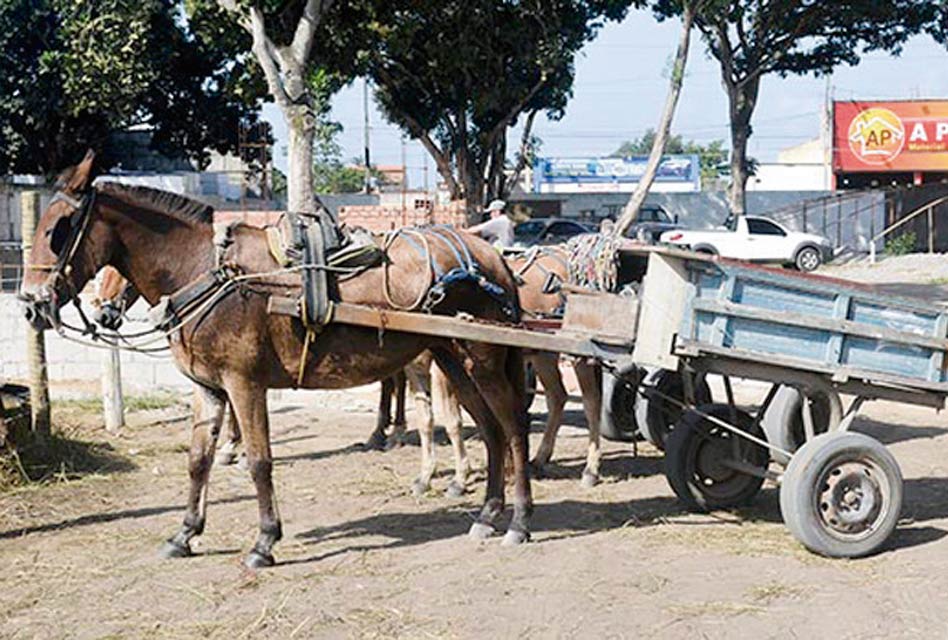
574 359 603 488
160 384 226 559
431 348 506 538
528 352 567 476
214 402 243 466
433 363 468 498
227 380 281 569
387 370 409 449
366 377 394 451
459 343 533 546
406 361 436 496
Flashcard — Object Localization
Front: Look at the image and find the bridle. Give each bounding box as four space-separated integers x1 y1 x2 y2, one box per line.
24 187 99 332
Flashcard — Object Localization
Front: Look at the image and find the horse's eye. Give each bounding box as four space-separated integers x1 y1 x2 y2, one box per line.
49 216 71 255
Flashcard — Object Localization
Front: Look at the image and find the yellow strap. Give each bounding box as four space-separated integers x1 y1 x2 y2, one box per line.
266 226 290 267
297 327 315 387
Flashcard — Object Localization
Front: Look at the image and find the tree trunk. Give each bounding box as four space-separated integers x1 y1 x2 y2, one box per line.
286 105 316 214
725 76 760 217
485 136 507 203
458 154 486 225
614 4 695 237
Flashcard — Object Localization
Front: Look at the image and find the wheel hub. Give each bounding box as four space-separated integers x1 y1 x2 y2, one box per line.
818 460 886 538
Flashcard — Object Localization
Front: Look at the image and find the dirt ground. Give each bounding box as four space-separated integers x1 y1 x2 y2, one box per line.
2 380 948 640
5 256 948 639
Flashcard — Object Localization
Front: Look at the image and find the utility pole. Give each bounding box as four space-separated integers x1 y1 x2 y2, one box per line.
363 79 372 194
19 191 50 442
400 137 407 226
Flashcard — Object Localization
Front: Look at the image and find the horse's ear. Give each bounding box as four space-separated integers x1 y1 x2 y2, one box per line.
69 149 97 191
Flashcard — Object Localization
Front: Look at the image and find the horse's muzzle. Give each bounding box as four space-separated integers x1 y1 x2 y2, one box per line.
17 289 57 332
93 302 124 331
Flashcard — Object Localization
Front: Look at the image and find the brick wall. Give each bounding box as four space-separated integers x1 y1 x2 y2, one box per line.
337 201 468 233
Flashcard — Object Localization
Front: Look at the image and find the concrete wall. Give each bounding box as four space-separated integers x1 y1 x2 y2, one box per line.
0 294 192 391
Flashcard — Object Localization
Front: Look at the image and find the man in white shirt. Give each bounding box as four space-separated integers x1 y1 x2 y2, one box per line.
467 199 514 249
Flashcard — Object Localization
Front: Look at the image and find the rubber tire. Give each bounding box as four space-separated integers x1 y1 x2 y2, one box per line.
635 369 712 450
761 386 832 465
795 246 822 272
665 403 769 511
600 367 642 442
779 431 902 558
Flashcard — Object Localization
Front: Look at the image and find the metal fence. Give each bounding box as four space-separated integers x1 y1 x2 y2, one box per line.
0 243 21 292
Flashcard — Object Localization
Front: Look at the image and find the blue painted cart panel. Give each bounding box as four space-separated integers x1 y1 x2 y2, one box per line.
681 262 948 388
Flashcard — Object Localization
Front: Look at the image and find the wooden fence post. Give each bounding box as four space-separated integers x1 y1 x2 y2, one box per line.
19 191 51 441
102 346 124 434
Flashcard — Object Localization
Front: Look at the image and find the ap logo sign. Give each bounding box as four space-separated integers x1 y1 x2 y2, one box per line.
847 107 906 165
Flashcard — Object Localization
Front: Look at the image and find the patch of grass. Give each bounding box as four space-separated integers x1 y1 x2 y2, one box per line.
54 392 182 415
665 601 764 618
928 277 948 285
0 428 135 491
746 581 807 604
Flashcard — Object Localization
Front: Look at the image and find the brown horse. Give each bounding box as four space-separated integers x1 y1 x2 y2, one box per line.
95 265 467 490
508 248 604 487
20 152 533 568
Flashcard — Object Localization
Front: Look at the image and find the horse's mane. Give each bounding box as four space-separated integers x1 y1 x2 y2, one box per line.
97 182 214 226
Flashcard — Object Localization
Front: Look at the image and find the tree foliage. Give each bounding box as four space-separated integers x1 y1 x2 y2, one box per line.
611 128 727 188
653 0 937 214
0 0 265 176
314 0 638 218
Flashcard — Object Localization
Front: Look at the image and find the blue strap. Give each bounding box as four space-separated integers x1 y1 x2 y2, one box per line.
431 225 475 270
425 227 467 275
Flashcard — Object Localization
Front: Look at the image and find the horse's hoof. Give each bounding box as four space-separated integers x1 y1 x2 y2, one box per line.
411 479 429 498
501 529 531 546
468 522 497 541
581 470 600 488
244 550 275 569
385 436 405 451
159 539 192 559
444 481 465 499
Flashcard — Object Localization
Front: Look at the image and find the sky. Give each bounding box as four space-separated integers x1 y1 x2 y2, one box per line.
263 10 948 188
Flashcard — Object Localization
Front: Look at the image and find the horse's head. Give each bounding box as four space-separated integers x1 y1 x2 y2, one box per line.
19 150 115 331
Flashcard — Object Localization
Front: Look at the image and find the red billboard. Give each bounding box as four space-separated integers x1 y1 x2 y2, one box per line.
833 100 948 173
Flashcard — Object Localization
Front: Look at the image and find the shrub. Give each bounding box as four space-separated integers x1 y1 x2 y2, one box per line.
885 231 917 257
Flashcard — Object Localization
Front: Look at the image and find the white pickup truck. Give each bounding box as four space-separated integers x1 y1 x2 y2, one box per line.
659 215 832 272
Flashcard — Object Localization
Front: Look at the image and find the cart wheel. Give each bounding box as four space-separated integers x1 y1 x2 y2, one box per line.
780 431 902 558
523 362 537 413
665 404 769 511
761 386 832 465
600 367 642 442
636 369 712 450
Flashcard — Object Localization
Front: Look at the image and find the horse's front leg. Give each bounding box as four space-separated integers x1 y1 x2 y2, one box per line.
161 384 226 558
574 359 603 488
227 380 282 569
529 352 567 476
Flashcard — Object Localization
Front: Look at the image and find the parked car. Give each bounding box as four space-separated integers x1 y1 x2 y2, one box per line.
512 218 596 248
624 205 682 244
659 215 832 272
